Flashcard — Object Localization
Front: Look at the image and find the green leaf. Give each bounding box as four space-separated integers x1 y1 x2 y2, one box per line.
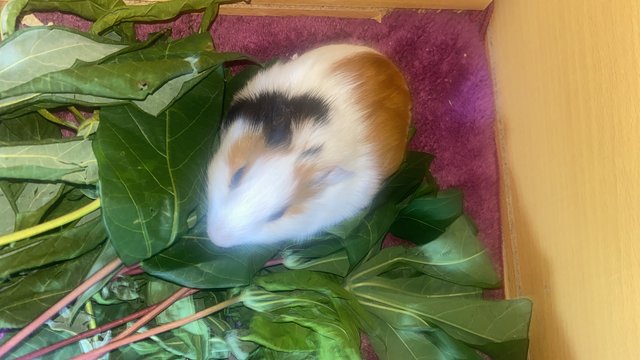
90 0 227 35
0 326 83 360
424 328 484 360
93 68 225 264
363 316 448 360
341 202 399 268
0 26 126 109
0 214 106 279
372 151 434 207
0 137 98 185
0 182 64 233
142 232 278 288
390 189 464 245
242 288 361 360
0 244 104 327
253 270 352 300
21 0 128 21
283 249 350 277
349 216 500 288
356 287 532 360
348 274 482 301
242 313 317 353
146 279 209 359
0 112 60 143
0 0 29 40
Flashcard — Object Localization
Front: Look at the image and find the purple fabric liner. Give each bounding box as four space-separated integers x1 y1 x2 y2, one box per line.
35 9 500 358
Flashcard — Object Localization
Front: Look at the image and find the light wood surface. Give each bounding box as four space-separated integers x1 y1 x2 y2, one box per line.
0 0 490 19
488 0 640 359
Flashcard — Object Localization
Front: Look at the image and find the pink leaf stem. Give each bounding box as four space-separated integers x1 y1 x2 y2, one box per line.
0 258 123 358
71 295 243 360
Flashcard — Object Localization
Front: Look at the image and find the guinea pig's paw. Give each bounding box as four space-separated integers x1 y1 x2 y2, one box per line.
290 53 299 60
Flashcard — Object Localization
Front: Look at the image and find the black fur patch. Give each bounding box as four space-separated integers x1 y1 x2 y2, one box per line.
225 91 329 148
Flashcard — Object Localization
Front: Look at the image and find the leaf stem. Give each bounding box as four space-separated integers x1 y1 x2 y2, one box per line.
113 287 198 341
0 198 101 246
16 289 198 360
16 304 156 360
67 106 87 123
0 258 123 358
71 295 243 360
38 109 78 130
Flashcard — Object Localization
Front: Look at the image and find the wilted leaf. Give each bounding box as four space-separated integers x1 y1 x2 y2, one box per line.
93 69 225 264
142 232 278 288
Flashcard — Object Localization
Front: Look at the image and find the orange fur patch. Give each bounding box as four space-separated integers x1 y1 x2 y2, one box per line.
227 133 265 184
331 51 411 179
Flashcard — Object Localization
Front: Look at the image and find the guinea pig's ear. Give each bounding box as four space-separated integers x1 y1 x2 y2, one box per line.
313 166 353 187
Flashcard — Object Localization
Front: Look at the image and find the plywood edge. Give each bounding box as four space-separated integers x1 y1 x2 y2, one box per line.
0 0 490 20
494 113 521 299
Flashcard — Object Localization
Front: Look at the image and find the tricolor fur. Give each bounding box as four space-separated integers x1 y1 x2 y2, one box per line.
207 44 411 247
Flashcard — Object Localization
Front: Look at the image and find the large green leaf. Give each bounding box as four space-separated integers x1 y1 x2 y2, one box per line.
283 249 350 277
93 68 225 264
0 112 64 234
363 316 448 360
348 273 482 301
390 189 464 245
0 245 104 327
141 232 278 288
90 0 228 35
356 287 532 360
0 137 98 185
0 112 60 143
0 326 83 360
242 288 361 360
0 213 106 279
349 216 500 288
242 313 317 353
0 28 245 116
146 279 209 359
0 26 126 106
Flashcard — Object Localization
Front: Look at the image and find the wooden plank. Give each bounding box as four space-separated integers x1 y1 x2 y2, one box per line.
0 0 490 20
488 0 640 359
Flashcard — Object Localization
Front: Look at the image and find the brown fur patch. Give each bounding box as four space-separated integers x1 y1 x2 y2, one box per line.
287 162 324 216
331 51 411 179
227 133 265 185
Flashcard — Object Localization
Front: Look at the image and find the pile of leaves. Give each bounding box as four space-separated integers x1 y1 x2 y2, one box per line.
0 0 532 359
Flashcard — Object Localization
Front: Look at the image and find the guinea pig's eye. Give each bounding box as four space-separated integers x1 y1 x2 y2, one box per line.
229 166 246 189
267 205 288 222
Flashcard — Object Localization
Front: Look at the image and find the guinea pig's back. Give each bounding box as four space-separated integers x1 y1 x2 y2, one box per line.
237 44 411 181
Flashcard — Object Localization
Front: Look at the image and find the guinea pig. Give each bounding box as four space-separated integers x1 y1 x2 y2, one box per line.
206 44 411 248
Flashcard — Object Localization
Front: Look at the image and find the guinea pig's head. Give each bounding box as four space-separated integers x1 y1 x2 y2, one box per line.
206 102 353 248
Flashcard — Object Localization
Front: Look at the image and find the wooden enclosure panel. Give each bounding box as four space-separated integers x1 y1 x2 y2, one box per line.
0 0 491 19
488 0 640 359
